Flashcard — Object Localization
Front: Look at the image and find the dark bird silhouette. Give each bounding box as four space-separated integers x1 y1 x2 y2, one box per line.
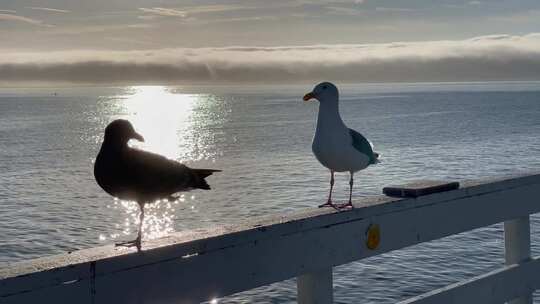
94 119 220 251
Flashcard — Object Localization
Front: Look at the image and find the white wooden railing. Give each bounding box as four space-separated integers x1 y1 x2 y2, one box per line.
1 173 540 304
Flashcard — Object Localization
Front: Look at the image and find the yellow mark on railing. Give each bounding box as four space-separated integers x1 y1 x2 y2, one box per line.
366 224 380 250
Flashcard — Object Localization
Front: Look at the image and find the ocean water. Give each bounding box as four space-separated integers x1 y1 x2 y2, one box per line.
1 82 540 303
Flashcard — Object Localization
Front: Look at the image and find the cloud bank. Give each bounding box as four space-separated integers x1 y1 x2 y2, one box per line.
1 33 540 85
27 7 70 13
0 13 51 27
138 7 187 18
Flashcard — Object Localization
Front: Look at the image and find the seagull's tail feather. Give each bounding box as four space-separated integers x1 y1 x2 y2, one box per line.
372 152 381 164
194 168 222 178
191 168 222 190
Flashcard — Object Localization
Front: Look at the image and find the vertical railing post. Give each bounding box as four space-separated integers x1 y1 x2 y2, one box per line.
504 216 532 304
297 267 333 304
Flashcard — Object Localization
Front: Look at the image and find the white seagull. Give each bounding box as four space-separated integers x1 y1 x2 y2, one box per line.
303 82 379 209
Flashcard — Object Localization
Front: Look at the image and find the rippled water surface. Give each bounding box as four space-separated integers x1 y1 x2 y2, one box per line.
1 82 540 303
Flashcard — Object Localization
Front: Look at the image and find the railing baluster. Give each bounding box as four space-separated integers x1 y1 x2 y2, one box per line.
504 216 532 304
297 268 333 304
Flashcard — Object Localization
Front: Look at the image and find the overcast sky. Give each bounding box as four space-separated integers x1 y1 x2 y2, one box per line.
1 0 540 85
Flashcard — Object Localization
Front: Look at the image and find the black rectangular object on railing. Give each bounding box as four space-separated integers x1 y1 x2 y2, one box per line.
383 181 460 198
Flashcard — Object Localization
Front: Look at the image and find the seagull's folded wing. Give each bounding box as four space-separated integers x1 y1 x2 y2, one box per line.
349 128 378 164
126 148 196 198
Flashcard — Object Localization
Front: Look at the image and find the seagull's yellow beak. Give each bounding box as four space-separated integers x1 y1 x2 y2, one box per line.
132 132 145 142
303 92 316 102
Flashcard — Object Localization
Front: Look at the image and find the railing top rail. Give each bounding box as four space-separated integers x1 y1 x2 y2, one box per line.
2 172 540 280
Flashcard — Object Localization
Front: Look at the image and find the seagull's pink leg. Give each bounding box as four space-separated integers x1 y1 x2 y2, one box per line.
135 205 144 251
319 171 339 210
115 203 144 251
337 172 354 209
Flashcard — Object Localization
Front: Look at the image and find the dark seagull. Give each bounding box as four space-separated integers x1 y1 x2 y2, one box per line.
94 119 220 251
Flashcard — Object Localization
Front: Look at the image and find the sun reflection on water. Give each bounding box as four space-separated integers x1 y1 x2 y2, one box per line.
102 194 201 242
122 86 195 160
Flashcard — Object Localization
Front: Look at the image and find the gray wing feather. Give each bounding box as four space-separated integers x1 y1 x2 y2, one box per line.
349 129 378 164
